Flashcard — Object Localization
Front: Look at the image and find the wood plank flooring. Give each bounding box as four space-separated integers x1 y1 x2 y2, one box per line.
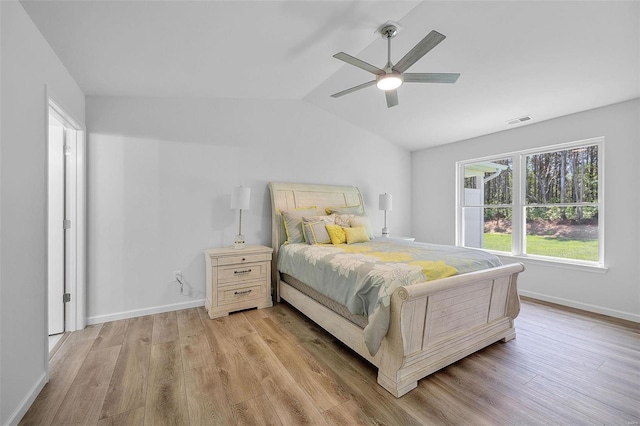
20 298 639 425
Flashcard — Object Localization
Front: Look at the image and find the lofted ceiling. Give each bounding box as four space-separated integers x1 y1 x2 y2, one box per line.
21 1 640 151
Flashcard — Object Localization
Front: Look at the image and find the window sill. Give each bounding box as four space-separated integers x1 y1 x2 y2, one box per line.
491 252 608 274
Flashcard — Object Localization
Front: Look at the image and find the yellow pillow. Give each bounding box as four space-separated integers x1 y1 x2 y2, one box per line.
344 226 370 244
326 224 347 245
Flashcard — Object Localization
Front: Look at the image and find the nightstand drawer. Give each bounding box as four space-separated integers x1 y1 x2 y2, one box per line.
217 253 269 266
218 262 267 284
218 282 265 305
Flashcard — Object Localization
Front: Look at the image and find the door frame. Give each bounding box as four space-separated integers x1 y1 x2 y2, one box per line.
47 93 86 338
47 116 65 335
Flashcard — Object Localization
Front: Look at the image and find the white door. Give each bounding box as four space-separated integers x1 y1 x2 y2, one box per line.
48 117 65 335
47 97 87 336
64 126 77 330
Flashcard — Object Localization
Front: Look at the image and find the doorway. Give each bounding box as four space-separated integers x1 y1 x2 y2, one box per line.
47 97 86 349
48 112 65 337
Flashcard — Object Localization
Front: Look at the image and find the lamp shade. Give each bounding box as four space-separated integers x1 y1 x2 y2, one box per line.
231 186 251 210
379 193 392 211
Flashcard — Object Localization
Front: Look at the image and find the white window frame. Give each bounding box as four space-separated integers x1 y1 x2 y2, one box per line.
456 137 605 271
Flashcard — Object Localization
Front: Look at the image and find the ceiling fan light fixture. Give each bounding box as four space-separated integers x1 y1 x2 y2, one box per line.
376 73 403 91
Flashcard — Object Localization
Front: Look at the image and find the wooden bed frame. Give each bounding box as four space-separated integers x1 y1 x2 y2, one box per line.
268 182 524 397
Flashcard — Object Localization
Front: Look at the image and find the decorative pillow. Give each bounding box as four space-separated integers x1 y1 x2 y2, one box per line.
335 214 356 227
344 226 370 244
326 224 347 245
303 221 332 245
281 207 319 244
302 214 336 225
349 215 374 239
325 205 364 215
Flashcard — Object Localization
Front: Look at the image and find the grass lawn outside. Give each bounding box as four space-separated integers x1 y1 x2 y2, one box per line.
483 233 598 261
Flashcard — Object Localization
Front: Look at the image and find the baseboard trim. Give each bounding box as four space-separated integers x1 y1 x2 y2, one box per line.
4 372 47 426
86 299 205 325
519 290 640 323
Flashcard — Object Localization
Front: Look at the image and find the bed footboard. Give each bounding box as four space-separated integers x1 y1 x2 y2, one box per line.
377 262 524 397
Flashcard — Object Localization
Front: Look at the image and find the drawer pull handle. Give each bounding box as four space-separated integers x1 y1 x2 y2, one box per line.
234 269 252 275
234 289 252 296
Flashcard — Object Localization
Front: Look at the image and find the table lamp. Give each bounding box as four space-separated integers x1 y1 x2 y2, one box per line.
379 193 392 237
231 186 251 249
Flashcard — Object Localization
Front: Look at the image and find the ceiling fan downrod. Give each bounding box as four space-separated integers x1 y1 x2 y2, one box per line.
380 24 397 69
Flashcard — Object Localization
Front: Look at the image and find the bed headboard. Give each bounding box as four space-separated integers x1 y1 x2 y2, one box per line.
268 182 366 298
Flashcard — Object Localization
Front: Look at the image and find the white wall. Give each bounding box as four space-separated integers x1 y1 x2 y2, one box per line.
86 96 411 322
0 2 85 425
412 99 640 321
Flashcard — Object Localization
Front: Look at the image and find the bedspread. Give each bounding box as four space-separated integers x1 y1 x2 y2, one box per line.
277 239 503 355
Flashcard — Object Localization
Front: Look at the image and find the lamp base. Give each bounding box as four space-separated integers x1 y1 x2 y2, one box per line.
234 234 246 250
382 228 390 237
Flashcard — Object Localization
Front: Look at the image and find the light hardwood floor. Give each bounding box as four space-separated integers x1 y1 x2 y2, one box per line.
20 298 639 425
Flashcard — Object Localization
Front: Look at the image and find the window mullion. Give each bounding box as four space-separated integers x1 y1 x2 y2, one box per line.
511 155 523 256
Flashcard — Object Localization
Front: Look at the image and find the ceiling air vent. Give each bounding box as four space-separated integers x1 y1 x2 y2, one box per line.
507 116 532 125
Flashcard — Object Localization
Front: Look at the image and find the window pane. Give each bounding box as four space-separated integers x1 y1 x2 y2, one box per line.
463 174 481 206
463 159 512 206
462 207 512 252
484 208 512 252
526 206 598 261
526 145 598 204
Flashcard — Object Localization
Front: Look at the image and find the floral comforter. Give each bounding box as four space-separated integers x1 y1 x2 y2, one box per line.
277 239 502 355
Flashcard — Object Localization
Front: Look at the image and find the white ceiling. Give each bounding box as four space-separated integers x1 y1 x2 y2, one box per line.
21 1 639 151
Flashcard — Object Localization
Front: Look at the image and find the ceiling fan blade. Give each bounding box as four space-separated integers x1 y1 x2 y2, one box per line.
403 73 460 84
385 89 398 108
333 52 385 75
393 30 446 74
331 80 376 98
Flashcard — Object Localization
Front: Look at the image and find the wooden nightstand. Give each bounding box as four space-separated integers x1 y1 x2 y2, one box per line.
204 245 273 319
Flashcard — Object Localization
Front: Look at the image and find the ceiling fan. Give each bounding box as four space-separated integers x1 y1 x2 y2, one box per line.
331 24 460 108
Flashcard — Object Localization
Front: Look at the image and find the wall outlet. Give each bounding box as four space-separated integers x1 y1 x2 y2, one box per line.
173 270 182 281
